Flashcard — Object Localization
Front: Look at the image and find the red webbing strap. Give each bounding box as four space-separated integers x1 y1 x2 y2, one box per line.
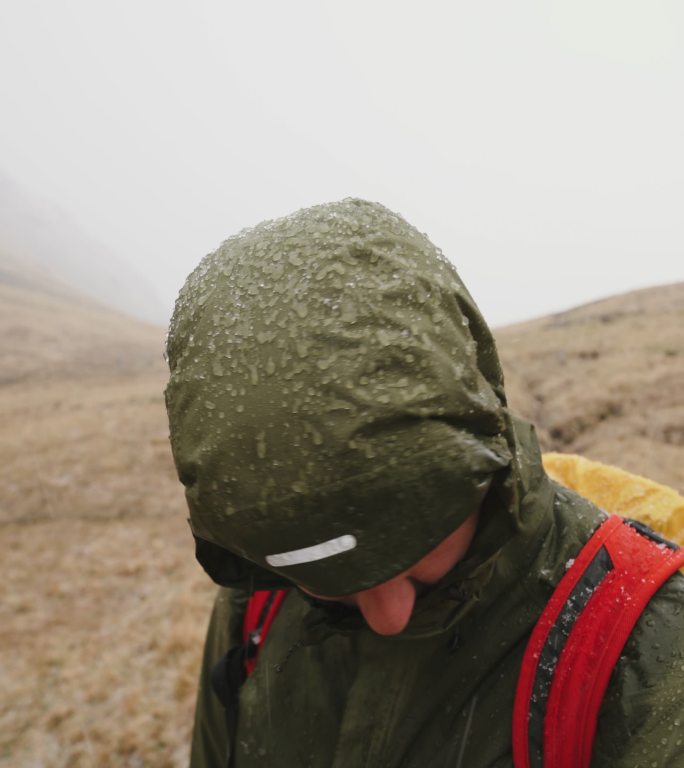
243 589 289 676
513 515 684 768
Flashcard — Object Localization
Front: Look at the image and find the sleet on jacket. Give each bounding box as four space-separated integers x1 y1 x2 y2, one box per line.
164 199 684 768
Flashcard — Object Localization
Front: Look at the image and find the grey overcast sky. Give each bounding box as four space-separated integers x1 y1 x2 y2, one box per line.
1 1 683 327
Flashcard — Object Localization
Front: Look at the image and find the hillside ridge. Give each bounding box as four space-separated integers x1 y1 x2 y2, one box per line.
495 281 684 492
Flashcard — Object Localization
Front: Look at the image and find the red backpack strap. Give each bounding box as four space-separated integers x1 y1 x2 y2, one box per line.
513 514 684 768
242 589 289 676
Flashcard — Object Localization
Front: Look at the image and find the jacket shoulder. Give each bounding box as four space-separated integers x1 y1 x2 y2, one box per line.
592 570 684 767
189 587 248 768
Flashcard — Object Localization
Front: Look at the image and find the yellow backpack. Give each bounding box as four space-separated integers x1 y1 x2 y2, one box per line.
542 452 683 547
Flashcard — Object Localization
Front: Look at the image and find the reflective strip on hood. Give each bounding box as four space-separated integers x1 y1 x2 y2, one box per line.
266 535 358 567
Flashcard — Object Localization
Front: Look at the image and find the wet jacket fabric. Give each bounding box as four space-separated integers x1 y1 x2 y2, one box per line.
165 200 684 768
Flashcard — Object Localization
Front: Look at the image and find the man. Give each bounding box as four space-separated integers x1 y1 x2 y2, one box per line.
165 199 684 767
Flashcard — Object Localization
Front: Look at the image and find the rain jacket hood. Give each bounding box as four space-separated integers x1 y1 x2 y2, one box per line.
165 199 545 597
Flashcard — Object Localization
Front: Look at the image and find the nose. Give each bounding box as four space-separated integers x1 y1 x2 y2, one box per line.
355 576 417 635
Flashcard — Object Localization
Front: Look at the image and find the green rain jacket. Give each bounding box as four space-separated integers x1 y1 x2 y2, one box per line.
165 200 684 768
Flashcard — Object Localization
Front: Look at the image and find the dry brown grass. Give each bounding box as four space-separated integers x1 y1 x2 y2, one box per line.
0 515 215 767
0 366 217 767
0 371 180 525
0 278 217 766
497 282 684 493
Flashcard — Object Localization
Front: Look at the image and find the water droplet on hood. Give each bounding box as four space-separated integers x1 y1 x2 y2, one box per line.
256 432 267 459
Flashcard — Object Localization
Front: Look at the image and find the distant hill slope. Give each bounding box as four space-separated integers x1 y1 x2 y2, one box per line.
0 261 174 527
495 282 684 493
0 172 166 324
0 269 164 385
0 261 202 767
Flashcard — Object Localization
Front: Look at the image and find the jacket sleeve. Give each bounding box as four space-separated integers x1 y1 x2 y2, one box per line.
591 572 684 768
190 587 247 768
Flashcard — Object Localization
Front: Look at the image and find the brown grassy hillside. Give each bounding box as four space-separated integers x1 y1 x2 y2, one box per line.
0 276 215 767
496 282 684 493
0 276 162 386
1 276 682 766
0 268 174 524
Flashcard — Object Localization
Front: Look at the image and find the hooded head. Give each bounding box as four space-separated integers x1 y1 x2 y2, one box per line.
166 199 525 597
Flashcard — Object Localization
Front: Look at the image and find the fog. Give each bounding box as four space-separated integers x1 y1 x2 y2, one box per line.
1 1 683 327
